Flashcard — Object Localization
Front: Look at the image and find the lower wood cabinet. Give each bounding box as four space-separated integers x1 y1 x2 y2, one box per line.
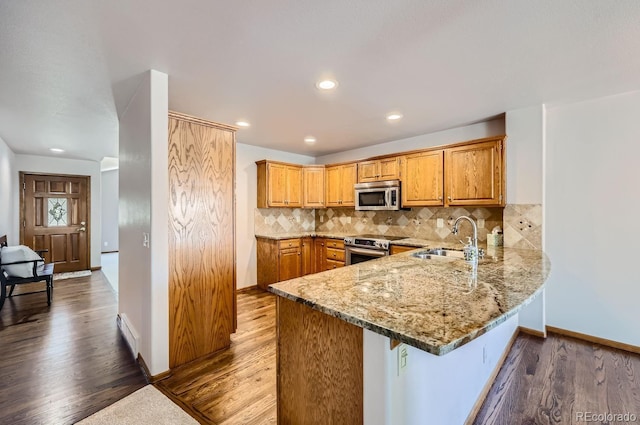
390 244 416 255
313 238 326 273
257 237 317 290
258 236 348 289
323 238 345 271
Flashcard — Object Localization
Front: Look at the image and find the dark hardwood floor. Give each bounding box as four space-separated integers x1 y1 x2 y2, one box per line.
156 288 276 425
0 272 147 425
3 273 637 425
474 331 640 425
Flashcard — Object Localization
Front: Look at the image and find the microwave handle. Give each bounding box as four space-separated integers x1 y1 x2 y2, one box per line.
385 189 391 207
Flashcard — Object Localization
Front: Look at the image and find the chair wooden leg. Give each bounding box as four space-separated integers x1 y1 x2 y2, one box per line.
8 284 16 297
0 283 6 311
46 277 52 306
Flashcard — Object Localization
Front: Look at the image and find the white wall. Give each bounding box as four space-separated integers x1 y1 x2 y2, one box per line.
545 89 640 347
0 136 16 243
506 106 543 204
12 154 102 268
505 105 545 332
118 70 169 375
315 117 505 164
101 169 119 251
364 315 518 425
235 143 314 288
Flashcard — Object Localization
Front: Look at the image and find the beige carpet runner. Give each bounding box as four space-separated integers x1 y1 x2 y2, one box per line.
76 385 197 425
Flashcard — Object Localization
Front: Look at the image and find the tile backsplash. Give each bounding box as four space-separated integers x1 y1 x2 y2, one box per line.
254 208 316 234
315 207 503 243
255 206 503 243
503 204 542 250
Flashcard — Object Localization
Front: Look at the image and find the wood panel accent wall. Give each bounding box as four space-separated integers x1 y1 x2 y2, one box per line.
277 297 363 425
168 111 237 369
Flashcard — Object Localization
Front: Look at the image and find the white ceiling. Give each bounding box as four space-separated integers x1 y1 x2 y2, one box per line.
1 0 639 161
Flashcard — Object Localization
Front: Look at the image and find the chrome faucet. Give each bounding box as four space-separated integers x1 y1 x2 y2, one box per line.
452 216 480 262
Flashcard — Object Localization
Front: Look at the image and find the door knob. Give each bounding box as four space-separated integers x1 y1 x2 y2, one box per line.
78 227 86 232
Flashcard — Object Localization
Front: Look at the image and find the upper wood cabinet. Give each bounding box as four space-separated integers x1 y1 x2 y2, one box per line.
325 163 357 207
358 157 400 183
444 138 504 207
256 161 302 208
401 150 444 207
303 166 325 208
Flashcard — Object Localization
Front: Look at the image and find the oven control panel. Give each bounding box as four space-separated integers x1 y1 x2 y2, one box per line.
344 237 389 250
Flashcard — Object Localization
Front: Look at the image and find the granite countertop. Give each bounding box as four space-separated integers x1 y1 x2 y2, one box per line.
255 232 353 240
269 245 550 355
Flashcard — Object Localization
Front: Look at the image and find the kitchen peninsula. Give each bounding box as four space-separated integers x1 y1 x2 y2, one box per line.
269 244 550 425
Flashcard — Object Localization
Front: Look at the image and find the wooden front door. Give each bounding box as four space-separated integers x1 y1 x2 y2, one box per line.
21 173 90 273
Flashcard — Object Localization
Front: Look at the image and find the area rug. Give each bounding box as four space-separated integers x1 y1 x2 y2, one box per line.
54 270 92 280
76 385 198 425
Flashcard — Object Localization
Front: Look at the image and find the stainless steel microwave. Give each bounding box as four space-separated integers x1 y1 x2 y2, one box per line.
354 180 401 211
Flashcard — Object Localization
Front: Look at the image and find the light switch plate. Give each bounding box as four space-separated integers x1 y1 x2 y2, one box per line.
478 218 485 228
436 218 444 228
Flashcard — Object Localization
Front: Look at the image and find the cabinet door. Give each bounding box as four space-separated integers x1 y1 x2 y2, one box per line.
286 165 303 207
325 166 342 207
279 248 302 281
390 245 416 255
301 237 314 276
340 163 358 206
379 157 400 181
267 163 288 207
444 140 503 206
313 238 326 273
402 150 444 207
357 160 379 183
303 167 325 208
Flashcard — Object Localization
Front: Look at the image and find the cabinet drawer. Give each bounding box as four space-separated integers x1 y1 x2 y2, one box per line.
326 247 345 262
279 239 301 249
325 239 344 249
325 259 345 270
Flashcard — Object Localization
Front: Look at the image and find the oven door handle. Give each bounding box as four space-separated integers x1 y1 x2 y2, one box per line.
347 247 388 257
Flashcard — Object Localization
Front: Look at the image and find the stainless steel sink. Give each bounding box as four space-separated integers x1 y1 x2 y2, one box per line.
410 248 465 260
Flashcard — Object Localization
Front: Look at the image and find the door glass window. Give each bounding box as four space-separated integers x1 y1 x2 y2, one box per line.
47 198 68 226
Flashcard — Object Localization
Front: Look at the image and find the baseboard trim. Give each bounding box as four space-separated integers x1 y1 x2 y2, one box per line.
546 326 640 355
236 285 258 293
90 266 102 271
137 353 172 383
518 326 546 338
464 327 521 425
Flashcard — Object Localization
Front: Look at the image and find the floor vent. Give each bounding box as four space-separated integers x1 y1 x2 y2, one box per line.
117 313 139 357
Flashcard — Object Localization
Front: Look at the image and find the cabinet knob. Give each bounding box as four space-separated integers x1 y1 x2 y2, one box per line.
439 196 442 200
288 243 292 246
448 196 452 201
298 252 301 255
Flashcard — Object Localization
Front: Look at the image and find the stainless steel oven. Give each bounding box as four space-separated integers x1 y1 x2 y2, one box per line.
344 234 405 265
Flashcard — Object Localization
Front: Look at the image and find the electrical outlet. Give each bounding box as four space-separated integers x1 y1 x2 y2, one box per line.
296 216 301 223
398 345 408 375
478 218 485 229
320 215 324 223
436 218 444 228
346 216 351 224
104 241 108 247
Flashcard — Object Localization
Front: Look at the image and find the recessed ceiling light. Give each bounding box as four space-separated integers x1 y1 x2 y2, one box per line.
50 148 64 153
236 121 251 127
304 136 317 144
386 113 403 121
316 79 338 90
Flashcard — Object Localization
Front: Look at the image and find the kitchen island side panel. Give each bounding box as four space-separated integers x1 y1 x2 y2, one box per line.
277 297 363 425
